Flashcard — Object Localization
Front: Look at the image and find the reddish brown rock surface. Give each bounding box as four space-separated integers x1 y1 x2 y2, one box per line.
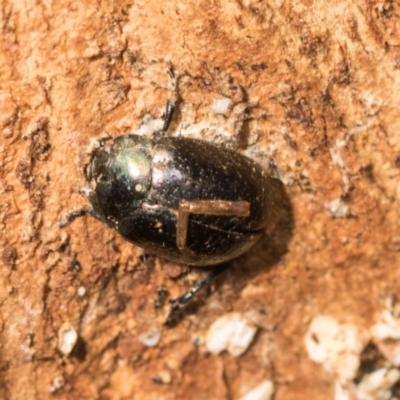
1 1 400 399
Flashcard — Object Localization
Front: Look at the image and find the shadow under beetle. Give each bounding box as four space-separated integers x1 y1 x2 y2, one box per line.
61 69 283 325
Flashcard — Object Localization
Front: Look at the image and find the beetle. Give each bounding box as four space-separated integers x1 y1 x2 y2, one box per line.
61 69 281 324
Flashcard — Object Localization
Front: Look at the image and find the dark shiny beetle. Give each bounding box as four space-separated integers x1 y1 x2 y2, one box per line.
87 134 276 266
61 72 280 324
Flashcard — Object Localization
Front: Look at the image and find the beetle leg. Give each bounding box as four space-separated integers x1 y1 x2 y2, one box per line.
162 100 175 133
59 205 107 227
176 199 251 256
165 263 231 326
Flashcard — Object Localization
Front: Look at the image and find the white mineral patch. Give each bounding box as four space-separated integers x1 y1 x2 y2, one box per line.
58 322 78 356
371 309 400 341
206 313 257 357
240 380 274 400
138 326 161 347
355 368 400 400
212 97 231 115
324 198 351 218
49 374 65 393
77 286 86 297
371 303 400 367
304 315 370 383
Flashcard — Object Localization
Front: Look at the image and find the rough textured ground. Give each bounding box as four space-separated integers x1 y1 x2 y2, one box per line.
1 0 400 399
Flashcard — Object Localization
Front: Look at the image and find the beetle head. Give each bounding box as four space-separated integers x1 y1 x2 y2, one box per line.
87 135 152 222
